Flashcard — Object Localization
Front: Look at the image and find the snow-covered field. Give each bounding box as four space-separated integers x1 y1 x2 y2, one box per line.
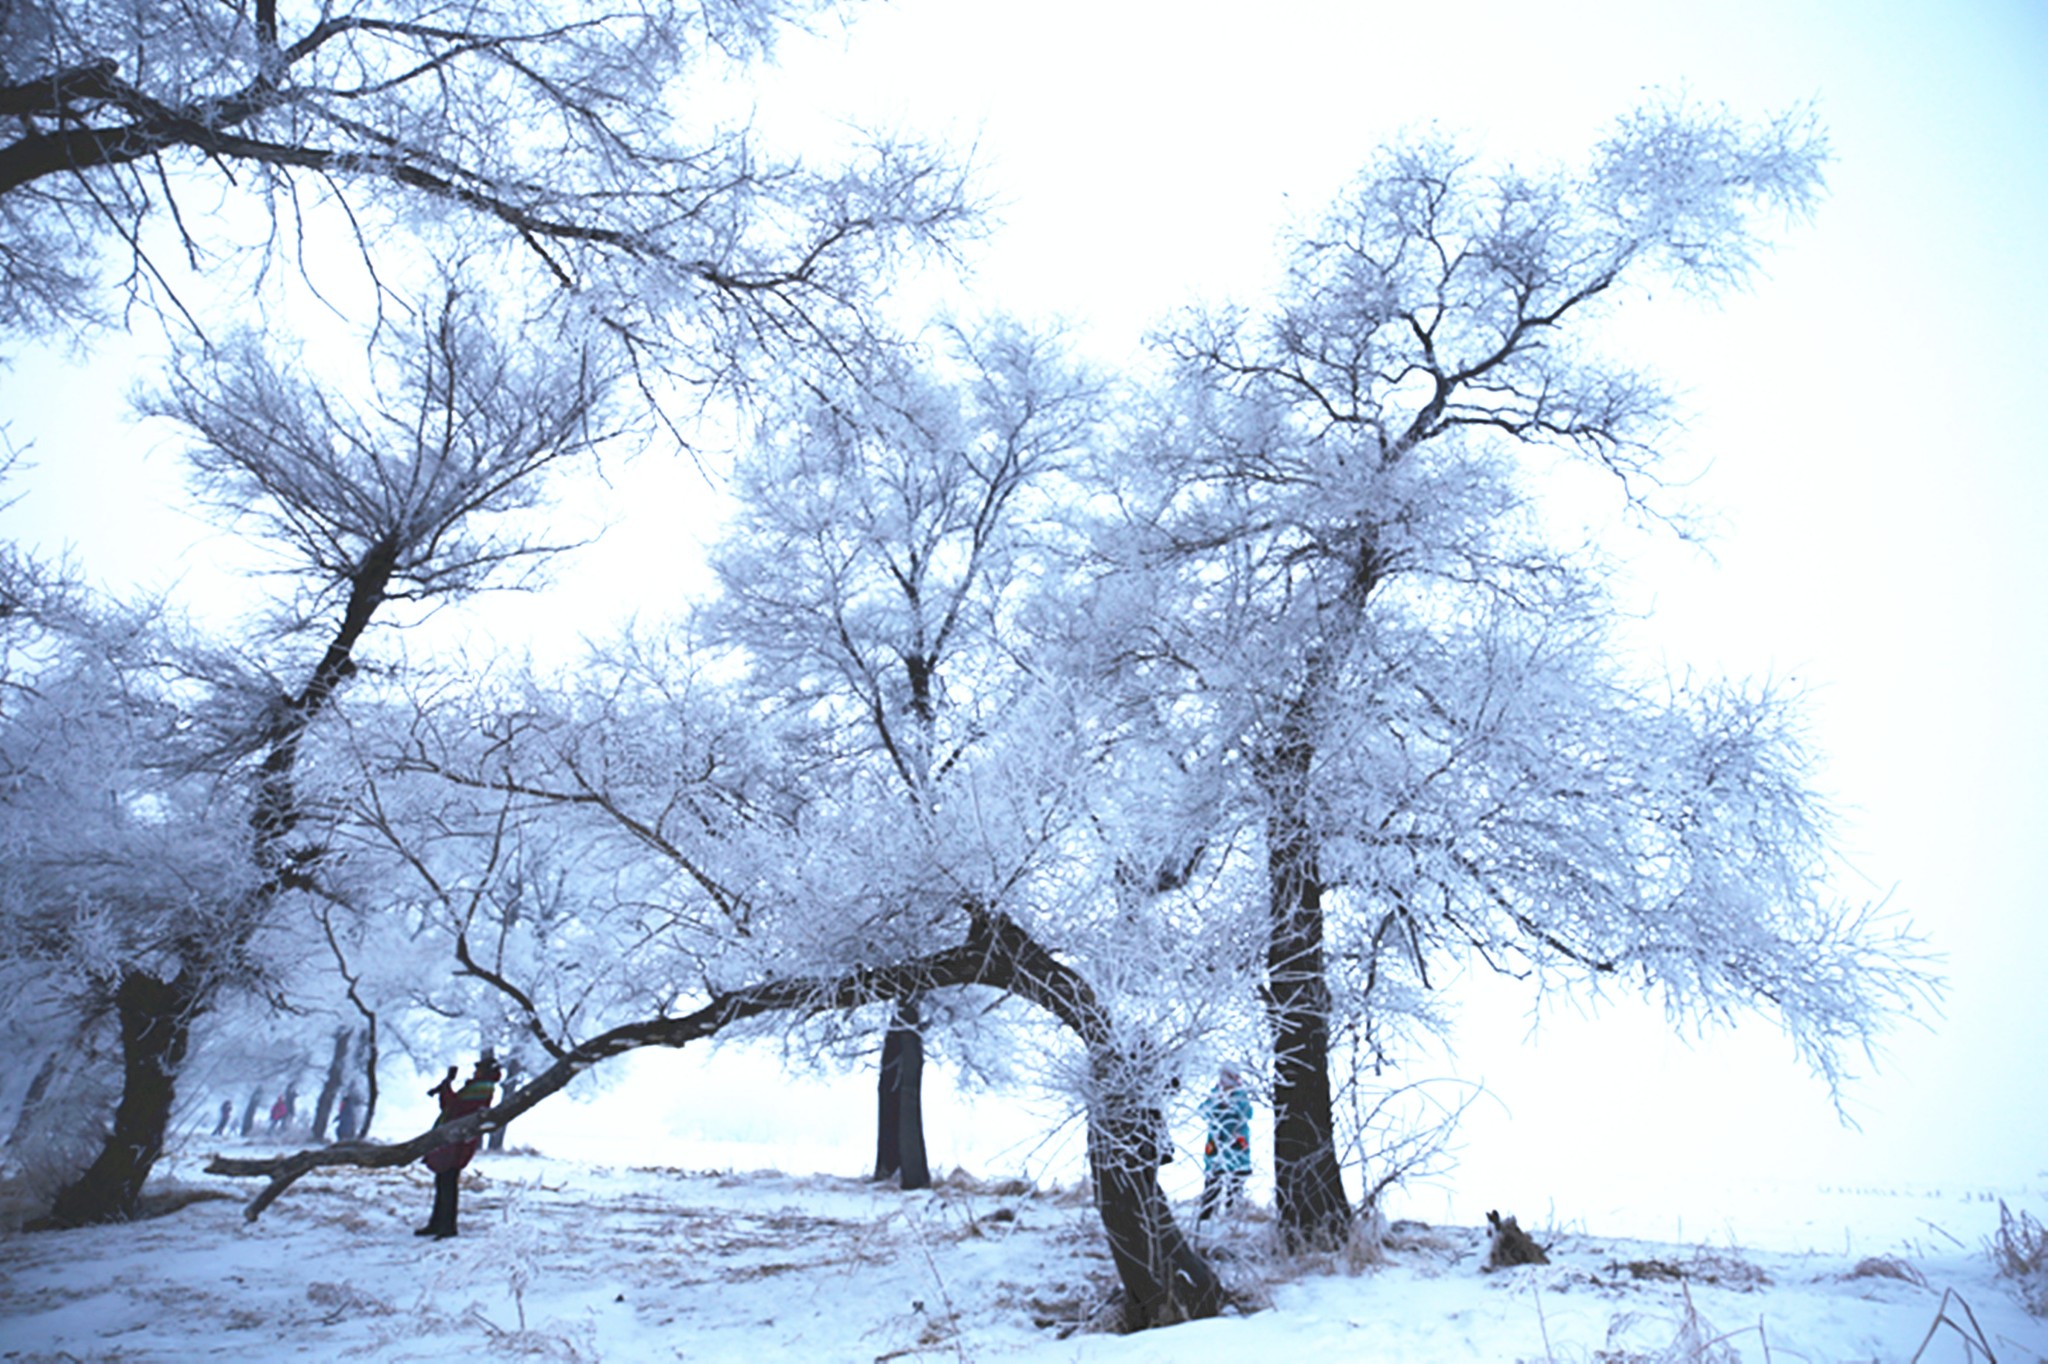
3 1147 2043 1362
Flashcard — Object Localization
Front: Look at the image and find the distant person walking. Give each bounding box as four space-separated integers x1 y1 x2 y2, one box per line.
1198 1066 1252 1222
335 1091 361 1143
213 1099 233 1137
269 1094 289 1131
418 1055 500 1239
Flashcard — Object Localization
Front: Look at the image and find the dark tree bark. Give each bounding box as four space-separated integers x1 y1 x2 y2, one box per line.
37 969 198 1227
894 1020 929 1191
1259 689 1356 1251
308 1027 352 1143
873 1026 903 1180
239 1090 261 1137
872 997 930 1190
1088 1093 1221 1330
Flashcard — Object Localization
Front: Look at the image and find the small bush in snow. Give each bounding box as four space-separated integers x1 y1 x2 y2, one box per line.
1987 1199 2048 1316
1485 1210 1550 1269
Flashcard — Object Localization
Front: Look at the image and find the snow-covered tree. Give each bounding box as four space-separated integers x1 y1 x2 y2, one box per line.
1118 101 1934 1248
1 285 627 1225
218 324 1243 1328
0 585 257 1219
708 318 1103 1189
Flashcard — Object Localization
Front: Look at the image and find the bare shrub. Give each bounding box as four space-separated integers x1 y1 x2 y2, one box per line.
1986 1199 2048 1316
1641 1284 1742 1363
1341 1199 1391 1270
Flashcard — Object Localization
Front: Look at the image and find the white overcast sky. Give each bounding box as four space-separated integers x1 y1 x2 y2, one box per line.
3 0 2043 1226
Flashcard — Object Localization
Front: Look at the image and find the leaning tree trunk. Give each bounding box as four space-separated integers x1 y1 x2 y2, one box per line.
1262 716 1355 1251
1088 1082 1221 1330
872 996 930 1190
967 913 1221 1327
39 969 199 1227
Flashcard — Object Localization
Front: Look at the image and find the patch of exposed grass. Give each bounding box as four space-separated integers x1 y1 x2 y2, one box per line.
1842 1254 1927 1288
1605 1250 1769 1291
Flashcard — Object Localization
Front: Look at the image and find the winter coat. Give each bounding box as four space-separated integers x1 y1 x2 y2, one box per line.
423 1075 496 1174
1200 1080 1252 1175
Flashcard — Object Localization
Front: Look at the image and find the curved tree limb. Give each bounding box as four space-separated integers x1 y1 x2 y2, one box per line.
205 936 992 1219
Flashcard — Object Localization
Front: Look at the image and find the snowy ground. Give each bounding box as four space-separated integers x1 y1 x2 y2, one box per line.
2 1148 2044 1362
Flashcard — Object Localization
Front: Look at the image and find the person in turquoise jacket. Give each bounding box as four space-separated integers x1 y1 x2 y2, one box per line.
1198 1065 1252 1221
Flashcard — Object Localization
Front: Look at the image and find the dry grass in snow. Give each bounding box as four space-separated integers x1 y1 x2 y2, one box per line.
1 1154 2044 1362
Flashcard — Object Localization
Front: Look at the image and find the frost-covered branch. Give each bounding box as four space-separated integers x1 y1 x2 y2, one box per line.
1 0 975 365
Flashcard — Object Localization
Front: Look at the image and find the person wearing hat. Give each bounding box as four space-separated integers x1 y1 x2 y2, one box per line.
1198 1065 1252 1222
417 1054 501 1239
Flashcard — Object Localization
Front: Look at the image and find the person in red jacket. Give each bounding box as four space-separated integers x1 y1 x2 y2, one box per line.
416 1054 500 1239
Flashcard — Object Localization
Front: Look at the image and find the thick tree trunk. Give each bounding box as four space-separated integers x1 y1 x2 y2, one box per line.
894 1017 928 1191
872 997 930 1190
961 913 1218 1326
1262 725 1355 1250
309 1027 351 1143
1088 1082 1221 1330
873 1026 903 1179
40 970 198 1227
